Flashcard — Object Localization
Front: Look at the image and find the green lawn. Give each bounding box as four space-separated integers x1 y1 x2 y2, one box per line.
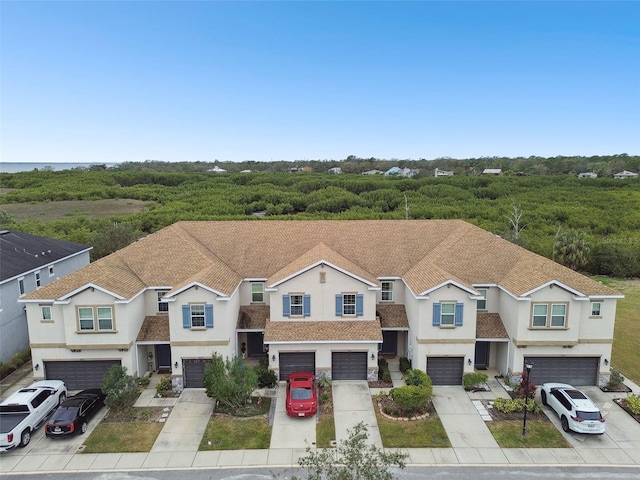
486 420 571 448
199 416 271 450
83 423 163 453
604 278 640 386
375 406 450 448
316 415 336 448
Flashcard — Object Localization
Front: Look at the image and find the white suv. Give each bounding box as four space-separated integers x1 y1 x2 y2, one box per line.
540 383 605 434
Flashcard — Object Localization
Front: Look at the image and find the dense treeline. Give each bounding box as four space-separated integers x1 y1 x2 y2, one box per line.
1 169 639 276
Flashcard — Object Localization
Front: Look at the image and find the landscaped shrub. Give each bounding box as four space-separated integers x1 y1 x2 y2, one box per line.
255 356 277 388
463 372 488 390
155 375 172 394
138 375 151 387
625 395 640 415
516 374 537 399
390 385 430 417
399 357 411 374
607 369 625 389
378 358 392 383
102 365 139 409
318 375 332 389
0 348 32 380
493 397 541 414
403 369 432 391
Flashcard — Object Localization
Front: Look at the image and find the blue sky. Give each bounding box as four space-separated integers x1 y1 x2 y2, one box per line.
2 1 639 164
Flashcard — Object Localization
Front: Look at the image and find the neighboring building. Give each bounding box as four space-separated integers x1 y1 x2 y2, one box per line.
22 220 621 391
481 168 503 176
613 170 639 179
0 231 90 363
578 172 598 179
207 166 227 173
385 167 416 177
434 168 454 177
328 167 342 174
362 169 384 175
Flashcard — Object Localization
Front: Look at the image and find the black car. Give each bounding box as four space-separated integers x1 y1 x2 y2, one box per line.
45 389 106 437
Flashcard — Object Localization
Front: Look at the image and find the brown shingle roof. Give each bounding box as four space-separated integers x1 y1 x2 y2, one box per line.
25 220 619 301
136 316 170 342
376 304 409 329
237 305 269 329
264 319 382 343
476 313 509 339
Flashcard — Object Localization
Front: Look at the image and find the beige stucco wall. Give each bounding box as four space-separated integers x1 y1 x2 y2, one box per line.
239 280 270 306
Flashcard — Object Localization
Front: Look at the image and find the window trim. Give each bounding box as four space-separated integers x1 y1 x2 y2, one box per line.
18 277 25 295
157 290 169 313
530 302 568 329
590 302 602 317
190 303 206 328
432 301 464 328
41 305 53 322
48 265 54 277
35 270 41 288
476 288 487 311
440 302 456 326
76 305 115 332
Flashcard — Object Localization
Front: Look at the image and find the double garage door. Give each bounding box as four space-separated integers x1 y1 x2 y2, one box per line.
278 352 368 381
524 357 599 386
426 357 464 386
44 360 121 390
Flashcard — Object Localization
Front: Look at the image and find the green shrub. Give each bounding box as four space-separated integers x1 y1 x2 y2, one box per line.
138 375 151 387
493 397 541 414
381 369 392 383
318 375 332 389
463 372 488 390
399 357 411 373
319 391 331 404
378 358 392 382
403 369 433 392
254 360 278 388
625 395 640 415
155 375 172 394
390 386 430 417
607 369 625 388
102 365 139 409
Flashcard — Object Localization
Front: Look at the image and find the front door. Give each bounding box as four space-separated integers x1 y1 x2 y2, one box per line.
247 332 264 357
156 344 172 369
380 331 397 355
474 341 489 369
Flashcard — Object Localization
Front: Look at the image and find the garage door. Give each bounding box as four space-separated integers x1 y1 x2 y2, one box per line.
183 358 213 388
279 352 315 380
44 360 121 390
332 352 368 380
426 357 464 386
524 357 599 386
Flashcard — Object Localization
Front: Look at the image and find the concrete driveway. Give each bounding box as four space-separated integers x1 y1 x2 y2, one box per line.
332 381 382 447
537 386 640 464
269 383 316 449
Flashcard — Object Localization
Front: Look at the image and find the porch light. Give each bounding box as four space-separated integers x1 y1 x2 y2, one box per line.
34 364 39 370
174 362 178 369
371 352 375 360
604 358 609 366
468 358 472 366
271 354 276 362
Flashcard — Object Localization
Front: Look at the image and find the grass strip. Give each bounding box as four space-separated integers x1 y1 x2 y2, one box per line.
486 420 571 448
375 405 450 448
316 415 336 448
82 423 163 453
200 416 271 450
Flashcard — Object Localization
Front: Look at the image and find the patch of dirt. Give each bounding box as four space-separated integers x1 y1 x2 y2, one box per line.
0 198 156 221
368 380 394 388
318 385 334 416
600 384 632 393
613 398 640 423
102 406 168 423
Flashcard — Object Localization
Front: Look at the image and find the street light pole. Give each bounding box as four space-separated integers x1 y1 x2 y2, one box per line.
522 360 533 437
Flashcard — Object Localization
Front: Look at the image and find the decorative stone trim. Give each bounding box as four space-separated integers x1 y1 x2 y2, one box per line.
376 400 430 421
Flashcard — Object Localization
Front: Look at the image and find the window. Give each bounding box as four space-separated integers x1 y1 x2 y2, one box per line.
591 302 601 316
48 265 54 277
476 289 487 311
381 282 393 302
157 290 169 313
531 303 568 328
35 271 41 287
251 283 264 303
190 304 205 327
41 306 52 321
283 294 310 317
18 277 25 295
78 306 114 331
432 302 464 327
181 304 213 328
335 294 364 317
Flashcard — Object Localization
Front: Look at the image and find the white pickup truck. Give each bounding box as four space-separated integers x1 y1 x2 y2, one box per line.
0 380 67 452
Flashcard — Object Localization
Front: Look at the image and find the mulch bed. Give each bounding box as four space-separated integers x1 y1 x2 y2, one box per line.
601 384 632 393
613 398 640 423
318 385 334 415
480 400 551 423
368 380 394 388
376 393 432 419
102 406 168 423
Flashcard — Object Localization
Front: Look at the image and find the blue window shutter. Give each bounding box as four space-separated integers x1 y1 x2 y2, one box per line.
335 294 343 316
283 295 290 317
303 295 311 317
205 304 214 328
182 305 190 328
432 303 441 326
356 294 364 316
455 303 464 327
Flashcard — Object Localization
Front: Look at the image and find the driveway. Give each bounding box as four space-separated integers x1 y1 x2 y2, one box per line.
537 386 640 464
269 383 316 449
332 381 382 447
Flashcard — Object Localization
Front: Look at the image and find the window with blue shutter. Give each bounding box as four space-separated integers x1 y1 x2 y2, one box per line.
182 305 190 328
205 304 214 328
303 294 311 317
433 303 441 326
335 294 343 316
283 295 291 317
455 303 464 326
356 294 364 316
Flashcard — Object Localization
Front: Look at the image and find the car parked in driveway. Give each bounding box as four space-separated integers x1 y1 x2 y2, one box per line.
45 389 106 437
285 372 317 417
540 383 605 434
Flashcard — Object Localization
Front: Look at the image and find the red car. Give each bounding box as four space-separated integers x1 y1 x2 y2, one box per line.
285 372 317 417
